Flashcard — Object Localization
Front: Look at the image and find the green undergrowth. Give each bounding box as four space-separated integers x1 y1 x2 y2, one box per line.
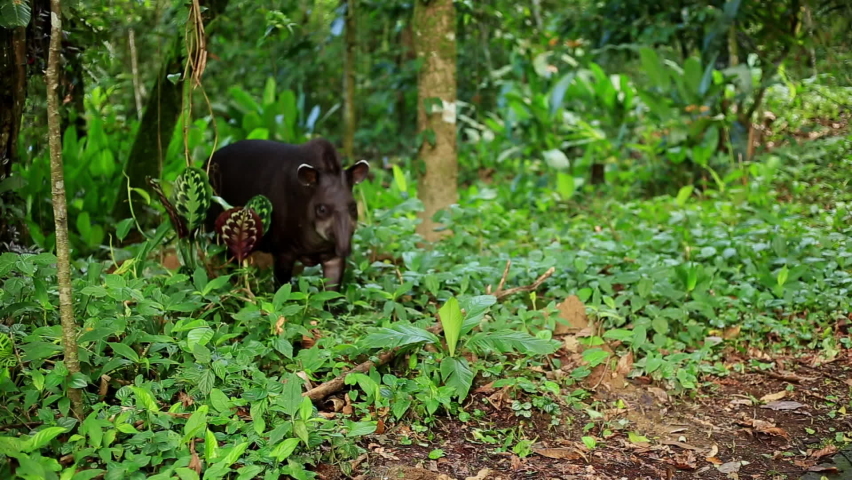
1 135 851 479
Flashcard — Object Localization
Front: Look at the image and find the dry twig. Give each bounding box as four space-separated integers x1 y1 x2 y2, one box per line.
487 260 555 300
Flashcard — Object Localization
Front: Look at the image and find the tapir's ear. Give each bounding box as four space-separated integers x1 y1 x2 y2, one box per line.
346 160 370 185
297 164 318 187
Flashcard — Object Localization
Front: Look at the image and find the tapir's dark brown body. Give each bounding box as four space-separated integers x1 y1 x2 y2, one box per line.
204 138 369 291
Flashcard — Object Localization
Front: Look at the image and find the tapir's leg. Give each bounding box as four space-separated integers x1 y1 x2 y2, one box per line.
320 257 346 291
273 253 296 287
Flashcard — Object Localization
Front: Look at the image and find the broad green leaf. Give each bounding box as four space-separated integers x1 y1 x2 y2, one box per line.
131 386 160 412
549 72 575 116
438 297 463 357
581 348 610 367
556 172 575 200
209 388 232 414
187 327 214 351
215 441 249 468
23 426 67 452
182 405 209 443
273 283 292 309
344 420 378 437
675 185 693 206
270 437 301 461
0 1 32 29
392 164 407 193
202 274 233 296
440 357 474 401
108 342 140 363
279 373 304 416
205 428 220 462
639 47 669 91
360 324 441 350
467 331 560 356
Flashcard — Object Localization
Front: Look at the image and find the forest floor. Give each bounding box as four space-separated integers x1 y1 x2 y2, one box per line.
332 352 852 480
308 295 852 480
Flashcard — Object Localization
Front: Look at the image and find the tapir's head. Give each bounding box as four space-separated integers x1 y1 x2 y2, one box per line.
296 158 370 258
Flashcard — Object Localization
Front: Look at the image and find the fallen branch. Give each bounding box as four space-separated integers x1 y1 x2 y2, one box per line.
303 324 444 402
486 260 555 300
302 349 397 401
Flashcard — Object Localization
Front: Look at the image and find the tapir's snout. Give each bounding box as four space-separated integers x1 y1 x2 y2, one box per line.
332 213 354 258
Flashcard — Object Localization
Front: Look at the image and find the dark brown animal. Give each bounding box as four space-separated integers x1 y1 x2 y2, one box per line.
205 138 369 291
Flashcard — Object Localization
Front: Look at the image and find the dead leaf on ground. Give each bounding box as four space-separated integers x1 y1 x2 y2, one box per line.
464 469 493 480
367 445 399 460
737 418 791 440
531 446 584 460
808 465 840 473
616 351 634 375
706 444 719 460
670 451 698 470
716 460 749 474
274 316 286 335
809 445 838 459
562 335 580 353
473 382 495 394
761 400 806 411
556 295 588 334
188 440 202 474
648 387 670 404
663 441 701 452
760 390 787 402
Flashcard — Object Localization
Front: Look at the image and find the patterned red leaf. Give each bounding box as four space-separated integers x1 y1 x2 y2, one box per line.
214 207 264 263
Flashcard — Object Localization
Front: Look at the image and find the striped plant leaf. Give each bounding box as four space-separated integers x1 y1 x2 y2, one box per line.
214 207 263 263
244 195 273 234
174 167 213 233
0 333 16 367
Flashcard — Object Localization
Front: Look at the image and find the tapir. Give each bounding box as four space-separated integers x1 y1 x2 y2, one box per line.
204 138 370 291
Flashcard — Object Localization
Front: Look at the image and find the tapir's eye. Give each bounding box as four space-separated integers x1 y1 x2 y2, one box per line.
315 204 329 217
348 202 358 217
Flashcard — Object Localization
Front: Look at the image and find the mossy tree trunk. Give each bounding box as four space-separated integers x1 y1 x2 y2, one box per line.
413 0 458 242
342 0 357 162
46 0 85 419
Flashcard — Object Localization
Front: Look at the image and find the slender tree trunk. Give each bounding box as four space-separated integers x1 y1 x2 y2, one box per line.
129 28 144 121
0 25 27 182
413 0 458 242
46 0 85 419
0 25 28 250
342 0 357 161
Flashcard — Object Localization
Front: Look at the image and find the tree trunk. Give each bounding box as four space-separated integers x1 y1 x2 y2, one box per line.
413 0 458 242
113 0 230 229
0 25 27 183
342 0 357 162
1 25 29 249
46 0 85 419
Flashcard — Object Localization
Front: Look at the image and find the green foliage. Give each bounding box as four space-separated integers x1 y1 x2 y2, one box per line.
0 0 31 28
4 0 852 476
